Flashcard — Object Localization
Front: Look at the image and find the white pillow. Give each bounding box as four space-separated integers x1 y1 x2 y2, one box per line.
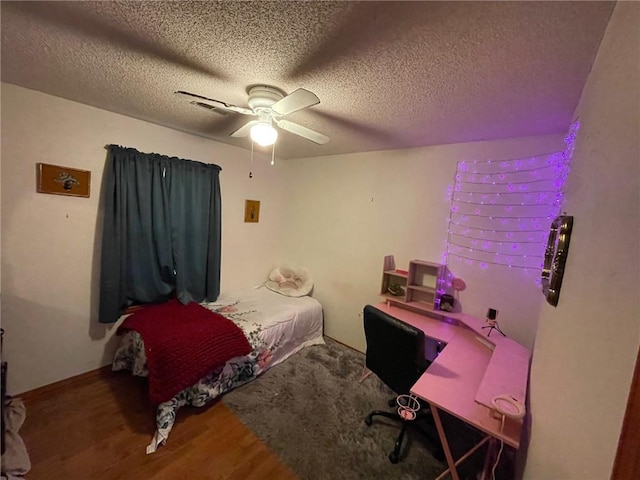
265 267 313 297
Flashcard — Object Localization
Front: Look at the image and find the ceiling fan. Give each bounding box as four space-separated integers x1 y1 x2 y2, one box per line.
175 86 329 146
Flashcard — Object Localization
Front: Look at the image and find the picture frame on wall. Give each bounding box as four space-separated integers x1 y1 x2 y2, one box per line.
244 199 260 223
37 163 91 198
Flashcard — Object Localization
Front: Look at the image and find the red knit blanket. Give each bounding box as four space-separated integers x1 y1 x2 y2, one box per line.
117 299 252 404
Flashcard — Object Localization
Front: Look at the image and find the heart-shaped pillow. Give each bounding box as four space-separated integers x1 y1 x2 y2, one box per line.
265 267 313 297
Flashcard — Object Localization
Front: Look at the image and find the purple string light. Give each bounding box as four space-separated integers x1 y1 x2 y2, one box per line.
444 121 579 270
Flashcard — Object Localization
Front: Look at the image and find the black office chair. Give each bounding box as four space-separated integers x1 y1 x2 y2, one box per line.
362 304 441 464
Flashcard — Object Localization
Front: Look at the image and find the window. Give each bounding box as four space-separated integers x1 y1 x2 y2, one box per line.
99 145 222 323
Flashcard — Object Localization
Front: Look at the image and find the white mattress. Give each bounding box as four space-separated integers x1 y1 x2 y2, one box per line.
209 286 324 368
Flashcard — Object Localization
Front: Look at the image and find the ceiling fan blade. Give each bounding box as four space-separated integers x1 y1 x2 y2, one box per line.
230 120 259 137
271 88 320 116
275 119 329 145
175 91 254 115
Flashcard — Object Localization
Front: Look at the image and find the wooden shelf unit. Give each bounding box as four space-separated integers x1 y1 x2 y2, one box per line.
380 256 409 302
380 256 451 316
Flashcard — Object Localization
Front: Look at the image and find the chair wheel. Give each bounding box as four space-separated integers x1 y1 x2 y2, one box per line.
364 416 373 426
388 451 399 464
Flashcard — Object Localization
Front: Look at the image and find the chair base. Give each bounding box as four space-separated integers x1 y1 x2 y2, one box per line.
365 407 444 464
365 410 407 463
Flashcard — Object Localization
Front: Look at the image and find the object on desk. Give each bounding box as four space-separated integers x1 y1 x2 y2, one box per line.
387 283 405 297
439 294 455 312
491 395 525 420
482 308 506 337
380 256 456 316
452 277 467 291
451 277 466 311
381 256 409 300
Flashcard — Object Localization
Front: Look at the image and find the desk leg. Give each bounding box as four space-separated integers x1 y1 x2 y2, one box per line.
431 404 492 480
431 404 460 480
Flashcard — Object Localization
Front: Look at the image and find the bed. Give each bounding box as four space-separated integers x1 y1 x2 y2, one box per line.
112 286 324 453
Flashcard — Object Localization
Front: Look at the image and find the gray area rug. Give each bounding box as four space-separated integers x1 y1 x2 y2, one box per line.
222 337 483 480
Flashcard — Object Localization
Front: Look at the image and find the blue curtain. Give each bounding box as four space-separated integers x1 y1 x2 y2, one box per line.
99 145 221 324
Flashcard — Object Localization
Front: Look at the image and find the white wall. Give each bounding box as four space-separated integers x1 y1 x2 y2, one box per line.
281 134 565 352
526 3 640 479
1 83 289 394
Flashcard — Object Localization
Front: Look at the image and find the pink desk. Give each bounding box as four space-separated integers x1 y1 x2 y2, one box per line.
374 303 530 480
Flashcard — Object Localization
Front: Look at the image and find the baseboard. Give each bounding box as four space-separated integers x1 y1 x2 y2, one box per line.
17 365 113 404
325 335 364 355
16 338 359 404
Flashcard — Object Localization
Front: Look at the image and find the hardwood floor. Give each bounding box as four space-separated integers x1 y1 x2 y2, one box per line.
17 368 297 480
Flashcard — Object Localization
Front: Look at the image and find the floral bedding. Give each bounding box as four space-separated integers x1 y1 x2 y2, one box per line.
112 287 324 453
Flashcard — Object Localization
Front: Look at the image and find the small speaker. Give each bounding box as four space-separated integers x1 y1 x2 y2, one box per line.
439 294 455 312
487 308 497 320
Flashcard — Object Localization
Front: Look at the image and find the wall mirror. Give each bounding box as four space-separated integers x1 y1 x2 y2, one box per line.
541 215 574 306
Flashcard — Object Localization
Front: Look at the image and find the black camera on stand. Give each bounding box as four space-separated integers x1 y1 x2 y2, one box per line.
482 308 506 337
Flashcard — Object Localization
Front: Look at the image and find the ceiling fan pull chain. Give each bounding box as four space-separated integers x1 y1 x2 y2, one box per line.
271 143 275 166
249 141 254 179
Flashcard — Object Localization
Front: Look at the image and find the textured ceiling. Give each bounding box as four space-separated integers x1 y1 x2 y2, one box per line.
1 1 614 160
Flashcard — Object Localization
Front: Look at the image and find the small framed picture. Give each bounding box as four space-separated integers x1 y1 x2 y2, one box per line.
37 163 91 197
244 199 260 223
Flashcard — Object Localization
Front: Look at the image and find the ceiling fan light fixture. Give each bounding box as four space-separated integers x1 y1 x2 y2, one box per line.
250 122 278 146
